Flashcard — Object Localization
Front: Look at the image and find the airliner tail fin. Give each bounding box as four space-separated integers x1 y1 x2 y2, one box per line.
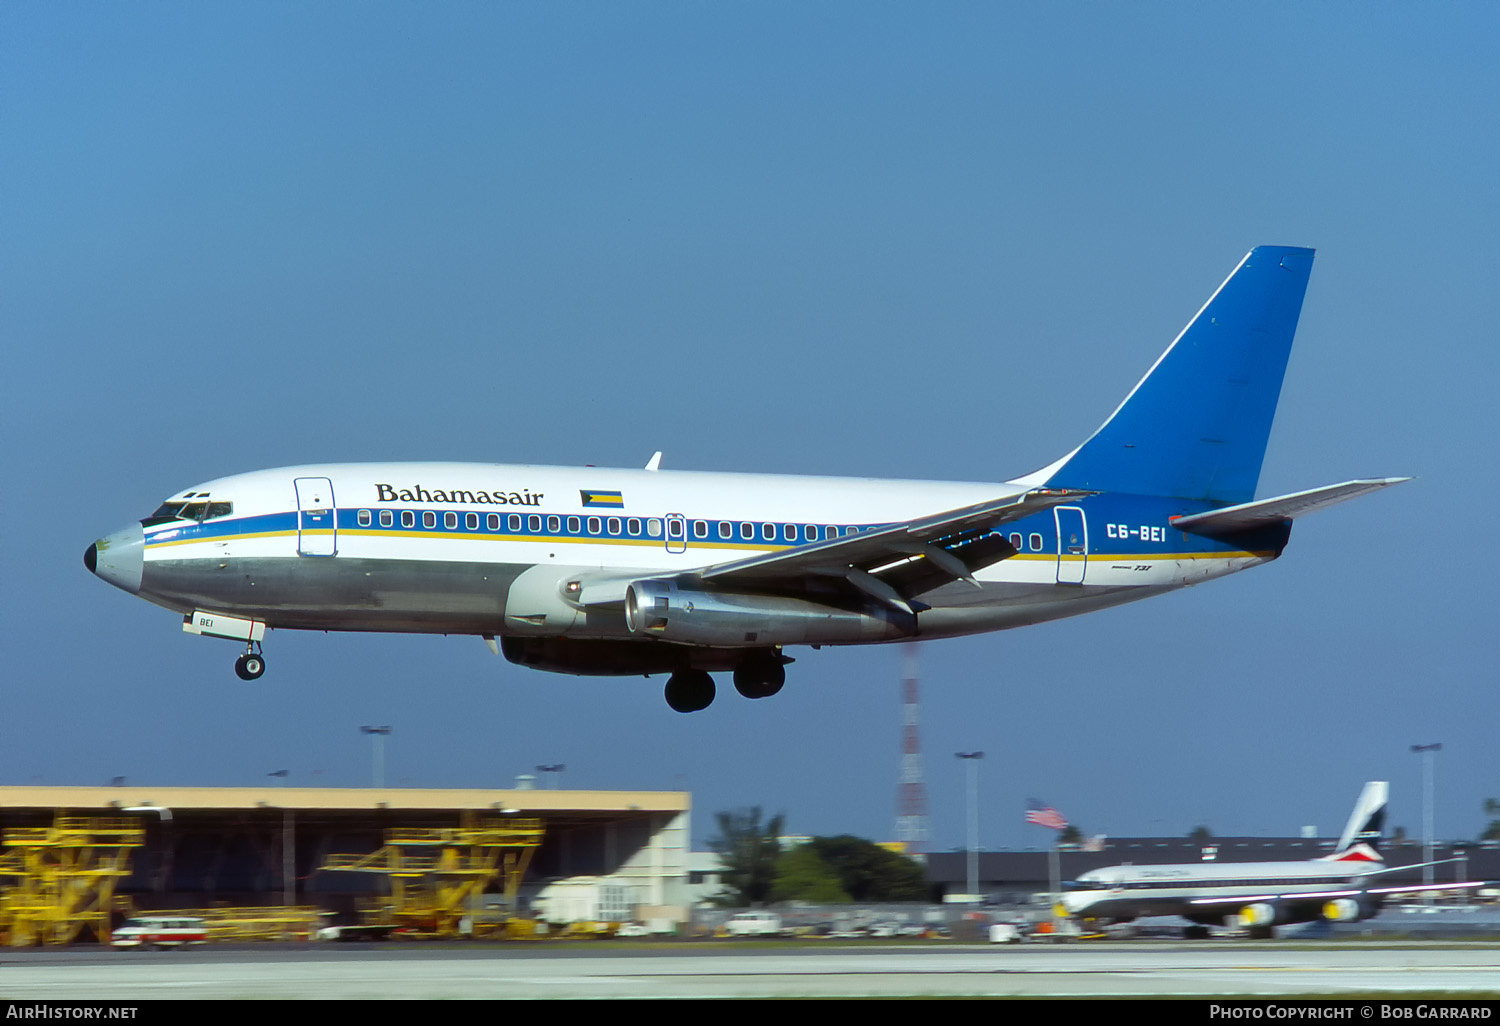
1037 246 1315 503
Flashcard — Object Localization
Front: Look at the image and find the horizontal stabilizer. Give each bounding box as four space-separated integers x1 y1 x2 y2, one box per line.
1171 479 1411 537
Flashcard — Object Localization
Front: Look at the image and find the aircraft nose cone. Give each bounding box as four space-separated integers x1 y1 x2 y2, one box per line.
87 523 145 594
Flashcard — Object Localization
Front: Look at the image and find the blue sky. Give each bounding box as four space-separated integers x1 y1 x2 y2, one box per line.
5 2 1496 850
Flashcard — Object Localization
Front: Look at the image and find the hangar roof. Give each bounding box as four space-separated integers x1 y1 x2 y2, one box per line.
0 785 687 818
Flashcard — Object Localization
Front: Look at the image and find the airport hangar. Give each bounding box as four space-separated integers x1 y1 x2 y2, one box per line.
0 785 693 926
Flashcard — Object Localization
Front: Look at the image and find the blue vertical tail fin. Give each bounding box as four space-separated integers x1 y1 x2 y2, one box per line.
1038 246 1314 504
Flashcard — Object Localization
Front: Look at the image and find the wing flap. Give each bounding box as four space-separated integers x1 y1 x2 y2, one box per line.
698 488 1090 594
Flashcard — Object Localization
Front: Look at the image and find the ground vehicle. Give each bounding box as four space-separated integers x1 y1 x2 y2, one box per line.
724 911 783 936
111 915 208 949
988 923 1023 943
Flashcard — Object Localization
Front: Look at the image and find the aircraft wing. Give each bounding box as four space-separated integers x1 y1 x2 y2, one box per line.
1171 478 1411 537
696 488 1091 605
1187 880 1491 909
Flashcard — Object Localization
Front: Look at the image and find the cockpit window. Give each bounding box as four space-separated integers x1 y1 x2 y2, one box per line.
143 500 233 526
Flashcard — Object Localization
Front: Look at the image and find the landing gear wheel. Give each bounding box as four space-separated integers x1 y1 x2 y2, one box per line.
733 658 786 699
664 670 715 713
235 652 266 681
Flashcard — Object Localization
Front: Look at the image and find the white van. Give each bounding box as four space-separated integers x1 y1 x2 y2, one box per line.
724 911 783 936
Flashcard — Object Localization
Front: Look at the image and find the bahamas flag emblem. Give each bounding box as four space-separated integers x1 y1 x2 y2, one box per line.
580 489 625 508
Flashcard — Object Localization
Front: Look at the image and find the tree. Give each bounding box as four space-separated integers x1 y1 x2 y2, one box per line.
1058 823 1083 845
770 843 850 903
707 807 785 906
1482 798 1500 842
807 835 928 902
1188 825 1214 844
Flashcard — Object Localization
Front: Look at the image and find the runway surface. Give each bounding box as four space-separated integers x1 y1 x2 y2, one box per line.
2 942 1498 999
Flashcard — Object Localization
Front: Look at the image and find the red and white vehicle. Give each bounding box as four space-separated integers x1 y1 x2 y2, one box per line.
111 915 208 949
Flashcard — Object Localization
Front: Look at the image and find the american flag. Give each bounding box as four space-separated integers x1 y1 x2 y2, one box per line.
1025 798 1069 831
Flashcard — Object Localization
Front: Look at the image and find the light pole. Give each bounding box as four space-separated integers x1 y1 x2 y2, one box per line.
955 752 984 901
1411 743 1441 902
361 726 392 788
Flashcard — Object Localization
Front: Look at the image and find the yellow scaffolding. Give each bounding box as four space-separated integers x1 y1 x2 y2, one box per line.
0 816 144 946
321 816 543 937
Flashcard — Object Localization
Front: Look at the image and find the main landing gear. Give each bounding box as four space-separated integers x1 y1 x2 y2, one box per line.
664 669 714 713
733 654 785 699
234 643 266 681
664 651 790 712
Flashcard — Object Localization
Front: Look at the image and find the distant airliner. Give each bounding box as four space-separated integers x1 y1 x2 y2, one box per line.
1058 783 1487 938
86 246 1406 711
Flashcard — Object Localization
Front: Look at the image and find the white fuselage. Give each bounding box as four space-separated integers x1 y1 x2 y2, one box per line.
1061 859 1382 924
96 461 1269 650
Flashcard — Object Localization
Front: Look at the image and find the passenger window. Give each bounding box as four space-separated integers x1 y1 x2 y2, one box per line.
1030 533 1043 551
380 510 393 528
783 524 796 541
739 522 753 541
401 511 414 529
719 522 732 540
693 520 708 539
423 511 437 529
528 515 541 533
508 514 521 532
761 524 775 542
487 513 500 531
1009 533 1022 550
587 517 601 534
546 515 561 533
607 517 622 535
444 512 457 529
466 512 480 530
626 518 642 536
646 518 662 538
805 525 818 541
357 510 372 527
566 516 580 534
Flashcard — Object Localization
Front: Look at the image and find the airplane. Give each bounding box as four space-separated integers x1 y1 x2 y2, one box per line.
85 245 1408 712
1056 782 1490 938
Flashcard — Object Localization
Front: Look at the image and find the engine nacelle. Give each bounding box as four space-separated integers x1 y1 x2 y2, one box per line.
624 578 913 647
1237 903 1278 927
1321 898 1370 922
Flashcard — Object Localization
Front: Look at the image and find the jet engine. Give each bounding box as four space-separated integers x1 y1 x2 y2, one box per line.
624 577 913 647
1237 903 1278 927
1321 898 1371 922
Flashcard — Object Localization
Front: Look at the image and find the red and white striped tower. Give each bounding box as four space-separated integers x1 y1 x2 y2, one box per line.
895 644 929 855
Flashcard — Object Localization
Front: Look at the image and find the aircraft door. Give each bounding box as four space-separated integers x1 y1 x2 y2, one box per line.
1054 506 1087 585
665 513 687 554
294 477 338 556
